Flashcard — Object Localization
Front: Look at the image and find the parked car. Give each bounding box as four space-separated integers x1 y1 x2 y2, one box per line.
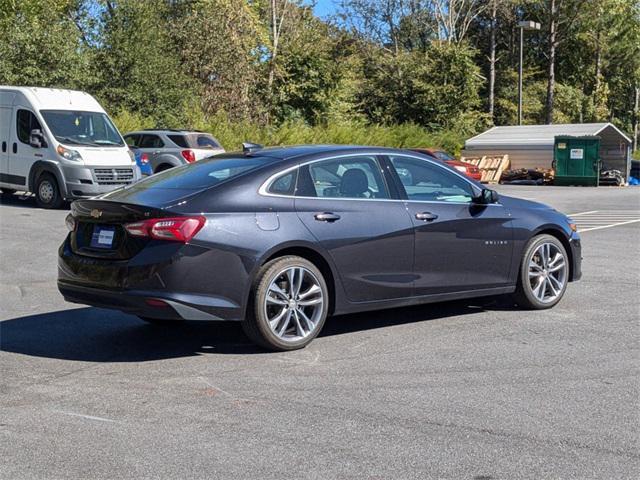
132 149 153 176
123 129 225 174
411 148 482 182
0 86 140 208
58 145 581 351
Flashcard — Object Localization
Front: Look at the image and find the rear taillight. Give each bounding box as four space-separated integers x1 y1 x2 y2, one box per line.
181 150 196 163
65 213 76 232
124 216 206 243
140 153 149 164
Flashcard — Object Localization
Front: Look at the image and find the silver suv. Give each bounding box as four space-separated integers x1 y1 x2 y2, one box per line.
123 129 225 174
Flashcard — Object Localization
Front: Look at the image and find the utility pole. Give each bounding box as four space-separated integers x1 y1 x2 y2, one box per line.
517 21 541 126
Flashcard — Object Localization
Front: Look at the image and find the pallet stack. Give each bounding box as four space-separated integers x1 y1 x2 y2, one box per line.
460 155 510 184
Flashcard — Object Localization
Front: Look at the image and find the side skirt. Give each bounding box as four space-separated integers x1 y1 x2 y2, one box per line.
333 285 516 316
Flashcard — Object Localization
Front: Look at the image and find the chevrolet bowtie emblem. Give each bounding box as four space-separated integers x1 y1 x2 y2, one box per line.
90 209 102 219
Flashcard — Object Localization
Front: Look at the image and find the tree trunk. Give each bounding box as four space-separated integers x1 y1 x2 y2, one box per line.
545 0 557 125
267 0 278 93
488 0 497 119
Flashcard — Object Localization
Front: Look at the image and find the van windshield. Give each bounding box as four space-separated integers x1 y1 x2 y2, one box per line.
40 110 124 147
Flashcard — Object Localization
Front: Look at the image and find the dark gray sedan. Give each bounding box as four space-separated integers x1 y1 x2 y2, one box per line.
58 145 582 351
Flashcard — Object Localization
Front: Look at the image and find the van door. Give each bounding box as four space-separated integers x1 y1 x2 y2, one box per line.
9 108 45 189
0 106 12 185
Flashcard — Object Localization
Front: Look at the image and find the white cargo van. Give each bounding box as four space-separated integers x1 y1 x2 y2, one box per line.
0 86 140 208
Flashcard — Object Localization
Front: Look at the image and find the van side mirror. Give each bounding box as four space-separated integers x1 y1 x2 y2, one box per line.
474 188 499 204
29 129 47 149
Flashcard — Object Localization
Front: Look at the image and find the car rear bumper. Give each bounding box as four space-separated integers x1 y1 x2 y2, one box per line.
58 281 242 321
57 235 247 321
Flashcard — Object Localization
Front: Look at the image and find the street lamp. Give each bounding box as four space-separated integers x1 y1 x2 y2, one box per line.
517 20 541 126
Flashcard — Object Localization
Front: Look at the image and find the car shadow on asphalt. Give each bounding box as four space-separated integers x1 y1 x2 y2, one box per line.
0 296 518 362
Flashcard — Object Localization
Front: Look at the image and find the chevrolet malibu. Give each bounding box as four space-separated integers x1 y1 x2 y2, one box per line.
58 145 582 351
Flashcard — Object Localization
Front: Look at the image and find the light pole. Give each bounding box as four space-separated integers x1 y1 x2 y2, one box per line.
518 20 541 126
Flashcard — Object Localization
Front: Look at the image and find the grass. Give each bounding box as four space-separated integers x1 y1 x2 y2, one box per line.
112 110 468 155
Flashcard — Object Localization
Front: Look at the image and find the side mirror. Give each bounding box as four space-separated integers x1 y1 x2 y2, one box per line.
29 129 47 149
474 188 499 204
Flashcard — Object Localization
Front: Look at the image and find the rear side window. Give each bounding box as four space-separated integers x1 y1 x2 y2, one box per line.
194 135 220 149
268 170 297 195
16 109 42 144
168 134 188 148
140 156 266 189
138 134 164 148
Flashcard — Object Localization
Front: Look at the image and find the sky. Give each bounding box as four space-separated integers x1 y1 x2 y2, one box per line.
311 0 337 19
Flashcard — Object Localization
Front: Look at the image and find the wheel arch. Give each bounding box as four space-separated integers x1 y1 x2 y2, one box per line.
532 227 575 281
28 161 67 198
258 244 340 316
154 154 181 173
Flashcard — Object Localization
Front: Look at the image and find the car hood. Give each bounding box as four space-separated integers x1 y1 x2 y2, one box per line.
498 194 555 211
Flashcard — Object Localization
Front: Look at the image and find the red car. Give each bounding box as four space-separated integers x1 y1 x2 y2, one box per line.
411 148 482 182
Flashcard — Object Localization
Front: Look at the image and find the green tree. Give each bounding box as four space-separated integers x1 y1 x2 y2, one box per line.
92 0 194 127
0 0 92 87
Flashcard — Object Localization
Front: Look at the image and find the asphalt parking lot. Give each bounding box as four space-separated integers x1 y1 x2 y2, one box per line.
1 185 639 479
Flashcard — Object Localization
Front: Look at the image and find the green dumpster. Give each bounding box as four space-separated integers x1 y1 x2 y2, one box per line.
553 136 600 186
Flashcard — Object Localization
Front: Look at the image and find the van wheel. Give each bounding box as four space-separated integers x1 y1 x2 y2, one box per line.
35 173 64 209
0 188 16 195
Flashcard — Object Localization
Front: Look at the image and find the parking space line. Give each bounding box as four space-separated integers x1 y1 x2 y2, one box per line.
579 219 640 232
568 210 599 216
565 210 640 233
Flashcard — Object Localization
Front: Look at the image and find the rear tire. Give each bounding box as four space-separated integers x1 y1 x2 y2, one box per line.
513 234 569 309
241 256 329 351
35 173 64 209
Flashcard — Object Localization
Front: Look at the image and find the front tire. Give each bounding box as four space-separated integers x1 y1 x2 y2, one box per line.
241 256 329 351
35 173 64 209
514 234 569 309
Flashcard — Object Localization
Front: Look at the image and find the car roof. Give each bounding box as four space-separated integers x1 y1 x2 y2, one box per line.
124 129 210 135
218 144 426 162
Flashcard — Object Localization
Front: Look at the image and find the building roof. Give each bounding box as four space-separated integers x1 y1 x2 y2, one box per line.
465 123 632 149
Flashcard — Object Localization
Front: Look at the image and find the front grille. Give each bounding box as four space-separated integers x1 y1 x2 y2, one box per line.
94 168 134 185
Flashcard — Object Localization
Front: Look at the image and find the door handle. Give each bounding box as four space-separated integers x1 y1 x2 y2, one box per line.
415 212 438 221
12 142 17 154
314 212 341 222
1 141 5 152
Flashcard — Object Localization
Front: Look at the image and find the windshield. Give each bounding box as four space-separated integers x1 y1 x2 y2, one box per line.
40 110 124 147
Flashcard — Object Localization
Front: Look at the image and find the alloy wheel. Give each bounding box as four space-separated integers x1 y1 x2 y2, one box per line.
527 242 567 304
263 266 325 342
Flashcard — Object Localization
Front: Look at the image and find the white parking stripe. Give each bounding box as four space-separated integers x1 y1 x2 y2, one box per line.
579 219 640 232
566 210 640 232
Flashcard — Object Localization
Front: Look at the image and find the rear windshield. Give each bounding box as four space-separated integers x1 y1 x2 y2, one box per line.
168 133 222 149
138 156 266 189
